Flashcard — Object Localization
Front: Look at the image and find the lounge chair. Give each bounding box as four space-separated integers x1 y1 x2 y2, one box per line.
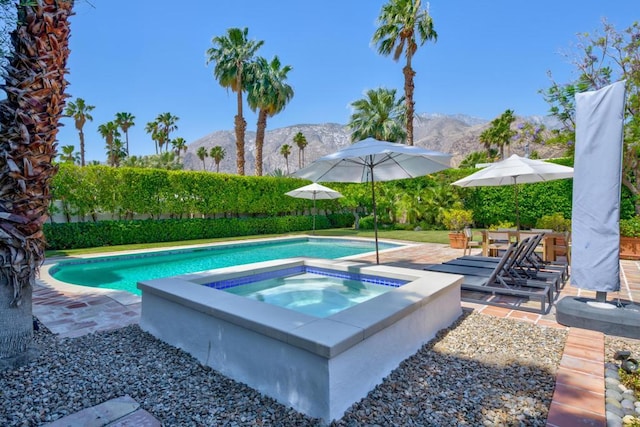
457 233 569 284
447 236 563 293
423 242 552 314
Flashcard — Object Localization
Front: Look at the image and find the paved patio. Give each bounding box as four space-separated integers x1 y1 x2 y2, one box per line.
33 241 640 426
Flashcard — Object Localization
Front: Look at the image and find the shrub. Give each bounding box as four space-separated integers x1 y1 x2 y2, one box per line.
441 209 473 232
358 215 375 230
488 220 516 230
620 216 640 238
536 213 571 232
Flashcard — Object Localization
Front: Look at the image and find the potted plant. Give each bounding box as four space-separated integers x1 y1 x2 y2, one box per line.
442 209 474 249
620 216 640 260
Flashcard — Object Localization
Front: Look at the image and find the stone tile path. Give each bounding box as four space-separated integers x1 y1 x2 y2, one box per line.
34 241 640 427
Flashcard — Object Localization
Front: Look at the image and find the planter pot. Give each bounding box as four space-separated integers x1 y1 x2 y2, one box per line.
620 236 640 260
448 232 466 249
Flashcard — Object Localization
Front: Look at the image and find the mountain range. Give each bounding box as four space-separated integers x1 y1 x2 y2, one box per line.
182 113 564 175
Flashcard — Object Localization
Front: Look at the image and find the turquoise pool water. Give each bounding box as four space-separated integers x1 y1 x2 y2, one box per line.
50 238 399 295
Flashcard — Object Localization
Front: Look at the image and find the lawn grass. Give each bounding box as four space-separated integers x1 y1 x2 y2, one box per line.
45 228 453 258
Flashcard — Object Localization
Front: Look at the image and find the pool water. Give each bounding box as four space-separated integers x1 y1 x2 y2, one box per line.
50 238 399 295
224 272 395 318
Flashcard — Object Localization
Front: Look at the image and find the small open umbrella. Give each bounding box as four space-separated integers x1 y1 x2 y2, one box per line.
285 183 342 234
452 154 574 229
293 138 452 263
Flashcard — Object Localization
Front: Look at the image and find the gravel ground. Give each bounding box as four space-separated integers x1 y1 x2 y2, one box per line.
605 335 640 426
1 311 567 426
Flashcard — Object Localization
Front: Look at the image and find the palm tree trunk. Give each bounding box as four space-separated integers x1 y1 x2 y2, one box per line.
255 109 268 176
403 64 416 146
79 129 85 166
235 72 246 176
0 0 73 369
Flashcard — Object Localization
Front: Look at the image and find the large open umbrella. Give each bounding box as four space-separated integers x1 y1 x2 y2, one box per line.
285 182 343 234
293 138 452 263
452 154 574 228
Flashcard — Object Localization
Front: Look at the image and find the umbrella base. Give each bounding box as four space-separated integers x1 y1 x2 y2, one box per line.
556 296 640 339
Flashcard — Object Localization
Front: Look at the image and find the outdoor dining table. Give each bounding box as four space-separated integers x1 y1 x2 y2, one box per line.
479 230 565 261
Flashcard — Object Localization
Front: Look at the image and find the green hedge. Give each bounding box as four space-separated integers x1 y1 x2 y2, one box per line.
44 213 355 250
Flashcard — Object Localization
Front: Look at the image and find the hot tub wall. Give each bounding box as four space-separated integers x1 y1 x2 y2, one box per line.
138 259 462 422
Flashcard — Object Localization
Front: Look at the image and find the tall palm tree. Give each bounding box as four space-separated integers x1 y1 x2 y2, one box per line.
145 120 160 154
246 56 294 176
98 121 121 166
206 27 264 176
280 144 292 175
293 132 308 169
156 112 179 153
0 0 73 368
108 138 127 167
64 97 95 166
210 145 226 172
348 87 406 142
196 146 208 170
171 137 187 161
372 0 437 145
114 112 135 155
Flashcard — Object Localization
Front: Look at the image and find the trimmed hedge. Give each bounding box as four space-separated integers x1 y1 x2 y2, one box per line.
44 213 355 250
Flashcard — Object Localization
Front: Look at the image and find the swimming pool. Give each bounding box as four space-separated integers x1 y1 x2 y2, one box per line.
49 237 402 295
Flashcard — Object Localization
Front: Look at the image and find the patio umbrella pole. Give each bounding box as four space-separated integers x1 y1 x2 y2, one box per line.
369 162 379 264
514 177 520 230
312 195 316 235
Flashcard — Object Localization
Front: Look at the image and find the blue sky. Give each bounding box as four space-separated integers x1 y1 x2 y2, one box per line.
56 0 635 163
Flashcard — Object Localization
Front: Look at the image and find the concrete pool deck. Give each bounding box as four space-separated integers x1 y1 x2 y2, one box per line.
33 240 640 426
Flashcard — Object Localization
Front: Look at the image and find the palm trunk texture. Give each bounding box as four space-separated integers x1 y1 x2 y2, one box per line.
403 64 416 146
255 109 268 176
0 0 73 368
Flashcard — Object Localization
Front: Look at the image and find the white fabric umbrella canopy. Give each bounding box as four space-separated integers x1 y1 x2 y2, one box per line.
285 183 343 233
452 154 574 228
293 138 452 263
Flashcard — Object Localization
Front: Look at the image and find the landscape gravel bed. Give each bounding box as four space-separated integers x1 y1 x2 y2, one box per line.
605 336 640 427
1 312 566 426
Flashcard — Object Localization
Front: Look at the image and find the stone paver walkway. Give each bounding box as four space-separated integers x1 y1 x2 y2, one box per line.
33 240 640 426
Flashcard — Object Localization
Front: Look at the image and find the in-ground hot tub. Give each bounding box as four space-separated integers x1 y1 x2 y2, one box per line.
138 257 463 423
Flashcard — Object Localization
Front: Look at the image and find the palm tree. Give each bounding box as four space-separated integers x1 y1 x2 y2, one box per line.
108 138 127 167
293 132 308 169
372 0 437 145
246 56 294 176
210 145 226 172
171 137 187 161
348 87 406 142
280 144 292 175
98 121 121 166
196 146 208 170
145 121 160 154
114 112 135 155
206 27 264 176
0 0 73 368
59 145 79 164
64 97 95 166
156 112 179 153
479 109 516 160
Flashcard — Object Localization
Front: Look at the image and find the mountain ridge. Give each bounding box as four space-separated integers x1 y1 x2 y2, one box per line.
182 113 564 174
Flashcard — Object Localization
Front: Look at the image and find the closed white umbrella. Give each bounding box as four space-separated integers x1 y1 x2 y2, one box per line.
285 183 342 233
293 138 452 263
452 154 574 228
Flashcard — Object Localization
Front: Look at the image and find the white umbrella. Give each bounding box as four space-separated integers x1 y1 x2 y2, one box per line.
293 138 452 263
452 154 574 228
285 183 343 233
